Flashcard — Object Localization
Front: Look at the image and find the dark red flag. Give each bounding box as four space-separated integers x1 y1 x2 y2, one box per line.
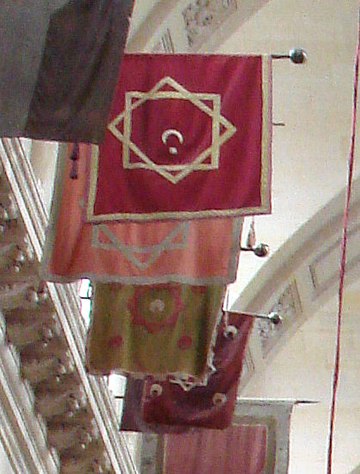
142 312 254 430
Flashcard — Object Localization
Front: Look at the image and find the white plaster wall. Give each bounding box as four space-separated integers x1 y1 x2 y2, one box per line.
29 140 58 213
242 286 360 473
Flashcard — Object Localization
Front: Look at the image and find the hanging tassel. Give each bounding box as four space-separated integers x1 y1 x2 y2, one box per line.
246 216 256 249
69 143 80 180
241 217 270 257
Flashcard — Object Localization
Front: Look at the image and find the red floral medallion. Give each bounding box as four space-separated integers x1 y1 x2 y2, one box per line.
129 286 184 334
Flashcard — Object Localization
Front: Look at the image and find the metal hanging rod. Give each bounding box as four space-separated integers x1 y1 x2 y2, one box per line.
240 243 270 257
271 48 307 64
238 397 319 405
228 310 282 325
295 399 319 405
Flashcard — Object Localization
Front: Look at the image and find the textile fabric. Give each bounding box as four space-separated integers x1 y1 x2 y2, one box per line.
138 399 295 473
0 1 134 143
86 283 224 382
163 425 267 474
142 312 254 429
42 144 243 285
86 53 272 222
120 378 186 434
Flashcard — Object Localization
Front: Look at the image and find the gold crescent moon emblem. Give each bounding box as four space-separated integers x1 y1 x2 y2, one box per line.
161 129 184 155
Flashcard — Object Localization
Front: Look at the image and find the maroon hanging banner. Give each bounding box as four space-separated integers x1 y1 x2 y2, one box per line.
142 312 254 430
86 54 272 222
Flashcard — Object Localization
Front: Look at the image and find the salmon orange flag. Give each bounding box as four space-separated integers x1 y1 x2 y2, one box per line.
86 53 272 222
42 144 244 286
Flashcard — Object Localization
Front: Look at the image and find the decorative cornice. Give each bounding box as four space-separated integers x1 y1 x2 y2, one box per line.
127 0 270 54
0 138 138 474
182 0 237 49
256 279 302 356
0 311 59 473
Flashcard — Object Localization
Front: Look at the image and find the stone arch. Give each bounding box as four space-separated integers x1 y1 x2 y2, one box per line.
234 176 360 384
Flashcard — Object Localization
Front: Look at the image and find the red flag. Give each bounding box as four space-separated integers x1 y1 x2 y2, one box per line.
86 54 272 222
142 312 254 430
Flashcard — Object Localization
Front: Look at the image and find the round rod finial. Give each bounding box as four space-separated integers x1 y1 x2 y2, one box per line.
268 312 282 325
289 48 307 64
253 243 270 257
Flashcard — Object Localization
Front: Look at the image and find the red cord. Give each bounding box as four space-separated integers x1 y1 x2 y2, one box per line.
327 11 360 473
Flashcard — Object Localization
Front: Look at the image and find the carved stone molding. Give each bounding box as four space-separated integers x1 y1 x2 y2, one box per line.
182 0 237 49
0 138 138 473
127 0 270 55
0 312 59 474
256 280 302 356
308 220 360 298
